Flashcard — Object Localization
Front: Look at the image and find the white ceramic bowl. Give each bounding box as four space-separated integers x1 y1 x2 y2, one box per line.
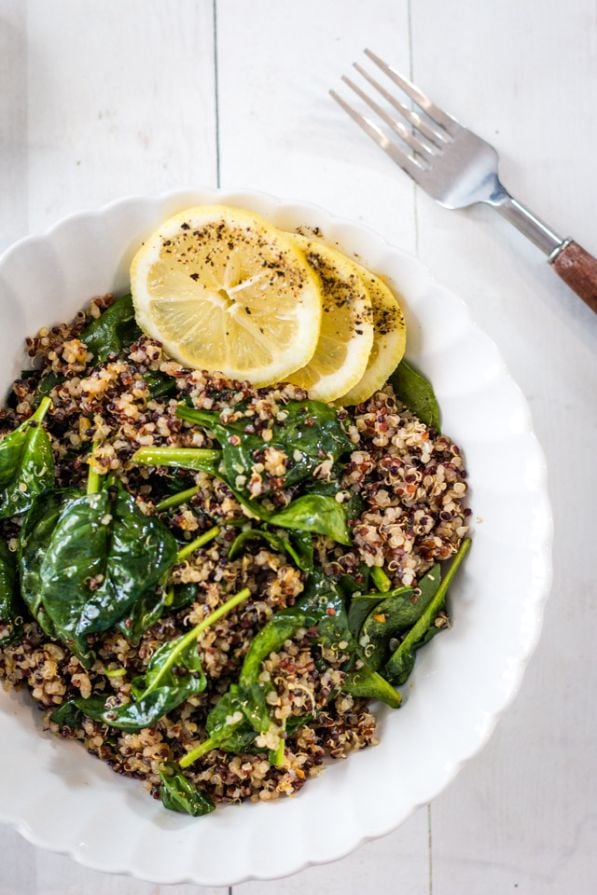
0 189 552 885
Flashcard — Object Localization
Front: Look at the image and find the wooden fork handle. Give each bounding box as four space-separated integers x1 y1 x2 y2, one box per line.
551 241 597 313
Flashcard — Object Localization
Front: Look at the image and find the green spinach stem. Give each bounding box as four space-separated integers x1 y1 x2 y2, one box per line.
32 396 52 423
371 566 392 593
144 586 252 698
86 457 102 495
395 538 471 659
132 447 221 471
176 526 220 562
179 734 218 766
156 485 200 512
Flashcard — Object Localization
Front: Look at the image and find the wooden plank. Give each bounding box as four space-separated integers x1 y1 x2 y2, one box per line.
0 823 226 895
216 0 417 251
24 0 218 233
409 1 597 893
237 808 430 895
0 0 28 250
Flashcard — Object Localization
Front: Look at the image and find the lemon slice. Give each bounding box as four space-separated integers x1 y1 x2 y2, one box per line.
130 206 322 386
286 235 374 402
339 266 406 405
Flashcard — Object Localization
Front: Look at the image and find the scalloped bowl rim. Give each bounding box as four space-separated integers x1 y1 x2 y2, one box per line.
0 188 553 885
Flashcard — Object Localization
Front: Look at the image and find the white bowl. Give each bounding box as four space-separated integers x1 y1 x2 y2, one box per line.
0 189 552 885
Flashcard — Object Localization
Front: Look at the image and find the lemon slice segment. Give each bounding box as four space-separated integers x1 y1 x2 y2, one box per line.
286 235 374 402
130 205 322 386
339 266 407 405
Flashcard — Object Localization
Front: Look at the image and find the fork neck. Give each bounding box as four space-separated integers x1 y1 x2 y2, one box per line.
490 191 564 257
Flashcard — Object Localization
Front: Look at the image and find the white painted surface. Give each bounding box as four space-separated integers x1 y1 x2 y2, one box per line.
0 0 595 892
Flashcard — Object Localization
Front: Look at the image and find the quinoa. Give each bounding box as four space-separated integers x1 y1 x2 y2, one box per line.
0 293 469 809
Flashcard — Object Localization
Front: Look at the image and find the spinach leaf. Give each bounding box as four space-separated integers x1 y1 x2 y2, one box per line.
338 565 371 599
159 764 214 816
269 494 351 545
19 488 78 637
228 527 313 571
291 531 315 571
142 370 176 399
80 294 141 363
179 683 274 767
49 700 83 729
356 586 417 670
347 593 385 640
75 631 207 732
177 399 352 490
343 666 402 708
75 683 204 732
0 540 22 644
0 397 55 519
36 372 63 400
39 480 177 661
78 587 252 730
117 583 197 644
298 571 402 707
179 684 271 768
303 479 364 522
181 570 403 770
390 358 441 431
385 539 471 685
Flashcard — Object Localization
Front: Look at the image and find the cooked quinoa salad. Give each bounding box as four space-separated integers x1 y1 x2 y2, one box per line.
0 293 470 816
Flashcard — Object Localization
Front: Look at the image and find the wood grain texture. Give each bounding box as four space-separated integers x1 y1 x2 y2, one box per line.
552 241 597 313
24 0 217 234
1 0 597 893
410 1 597 893
216 0 417 251
0 1 28 249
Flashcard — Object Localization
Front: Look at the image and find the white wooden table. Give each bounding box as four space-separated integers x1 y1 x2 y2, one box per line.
2 2 597 893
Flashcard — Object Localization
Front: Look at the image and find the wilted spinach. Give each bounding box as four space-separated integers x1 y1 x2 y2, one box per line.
142 370 177 399
228 526 313 571
76 586 252 731
269 494 351 545
80 294 141 363
177 399 352 491
0 540 22 644
116 583 197 644
343 666 402 708
0 397 55 519
49 700 84 729
37 479 177 662
133 448 350 545
356 586 418 669
19 489 78 638
159 764 215 816
36 371 63 400
179 683 272 767
115 524 219 643
390 358 441 431
385 539 471 685
303 479 364 522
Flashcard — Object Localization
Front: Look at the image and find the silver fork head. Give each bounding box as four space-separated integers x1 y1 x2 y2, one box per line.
330 49 502 210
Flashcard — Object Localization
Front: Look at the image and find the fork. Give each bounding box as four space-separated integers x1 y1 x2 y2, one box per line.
331 49 597 314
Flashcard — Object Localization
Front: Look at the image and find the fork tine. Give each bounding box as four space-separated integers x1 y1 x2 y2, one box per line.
352 63 447 147
329 90 425 179
364 49 457 133
341 75 434 158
